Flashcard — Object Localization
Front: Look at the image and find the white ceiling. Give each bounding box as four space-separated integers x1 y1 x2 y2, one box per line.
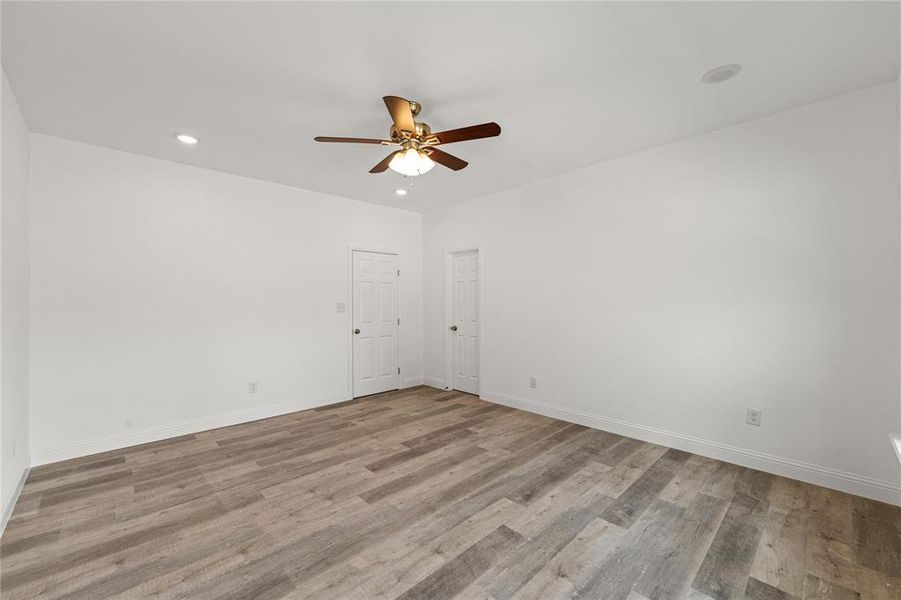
3 2 898 212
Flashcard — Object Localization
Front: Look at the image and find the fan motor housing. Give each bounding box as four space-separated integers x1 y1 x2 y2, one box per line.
390 121 431 141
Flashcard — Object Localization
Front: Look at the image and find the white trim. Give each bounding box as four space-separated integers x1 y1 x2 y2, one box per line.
1 467 30 537
424 376 447 390
481 389 901 506
31 391 350 466
401 376 424 388
347 245 402 399
891 433 901 466
443 246 483 394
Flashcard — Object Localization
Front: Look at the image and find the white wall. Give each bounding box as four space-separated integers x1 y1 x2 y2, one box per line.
423 82 901 504
28 134 422 463
1 71 31 524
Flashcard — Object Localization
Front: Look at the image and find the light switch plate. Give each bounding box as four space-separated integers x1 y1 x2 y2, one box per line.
336 302 346 313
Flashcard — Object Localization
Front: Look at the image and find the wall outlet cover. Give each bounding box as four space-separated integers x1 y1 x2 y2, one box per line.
747 407 762 426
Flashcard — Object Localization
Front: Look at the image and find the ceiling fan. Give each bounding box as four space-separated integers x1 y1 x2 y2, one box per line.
314 96 501 177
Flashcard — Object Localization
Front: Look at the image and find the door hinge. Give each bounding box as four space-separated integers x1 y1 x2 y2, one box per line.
397 317 400 326
397 367 401 374
397 269 400 277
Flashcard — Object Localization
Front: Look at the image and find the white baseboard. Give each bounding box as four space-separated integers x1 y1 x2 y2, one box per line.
401 376 424 389
481 390 901 506
31 392 352 466
424 376 447 390
1 466 30 536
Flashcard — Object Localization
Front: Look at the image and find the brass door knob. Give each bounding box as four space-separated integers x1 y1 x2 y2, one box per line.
450 325 458 331
354 328 361 334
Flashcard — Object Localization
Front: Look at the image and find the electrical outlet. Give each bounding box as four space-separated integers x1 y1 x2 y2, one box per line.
746 407 762 426
336 302 346 314
248 382 259 394
529 377 537 389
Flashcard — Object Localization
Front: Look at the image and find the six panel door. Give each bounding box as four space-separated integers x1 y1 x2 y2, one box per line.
353 251 399 397
452 250 480 395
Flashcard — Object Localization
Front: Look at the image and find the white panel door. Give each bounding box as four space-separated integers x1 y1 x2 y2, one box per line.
452 250 479 395
353 251 399 397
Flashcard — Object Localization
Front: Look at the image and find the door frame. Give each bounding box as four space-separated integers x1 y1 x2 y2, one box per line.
443 245 483 394
348 245 402 398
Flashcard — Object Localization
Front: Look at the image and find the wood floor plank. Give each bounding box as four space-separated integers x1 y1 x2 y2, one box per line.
658 453 720 508
633 492 730 600
750 507 809 597
399 410 503 448
1 386 898 600
364 423 474 472
340 498 525 600
852 496 901 579
486 490 613 599
511 516 630 599
394 525 523 600
505 431 620 506
573 499 686 599
746 576 801 600
599 448 691 528
504 460 612 538
802 574 861 600
596 436 642 467
360 445 486 504
692 491 771 600
804 521 901 600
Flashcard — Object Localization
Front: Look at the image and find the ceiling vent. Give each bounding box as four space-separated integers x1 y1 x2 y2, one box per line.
701 64 742 84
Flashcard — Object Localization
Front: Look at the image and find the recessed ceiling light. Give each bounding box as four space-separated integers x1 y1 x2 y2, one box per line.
395 189 408 196
174 133 199 145
701 63 742 84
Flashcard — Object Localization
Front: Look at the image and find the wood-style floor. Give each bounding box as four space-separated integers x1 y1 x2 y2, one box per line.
1 387 899 599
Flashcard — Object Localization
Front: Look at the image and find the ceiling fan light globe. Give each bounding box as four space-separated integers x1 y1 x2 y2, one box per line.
388 148 435 177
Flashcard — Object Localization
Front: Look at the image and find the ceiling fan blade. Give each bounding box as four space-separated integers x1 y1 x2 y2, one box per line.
427 122 501 145
426 148 468 171
383 96 416 136
369 150 401 174
314 136 395 145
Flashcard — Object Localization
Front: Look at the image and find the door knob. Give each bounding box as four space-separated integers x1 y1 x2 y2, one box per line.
354 328 361 335
450 325 458 331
